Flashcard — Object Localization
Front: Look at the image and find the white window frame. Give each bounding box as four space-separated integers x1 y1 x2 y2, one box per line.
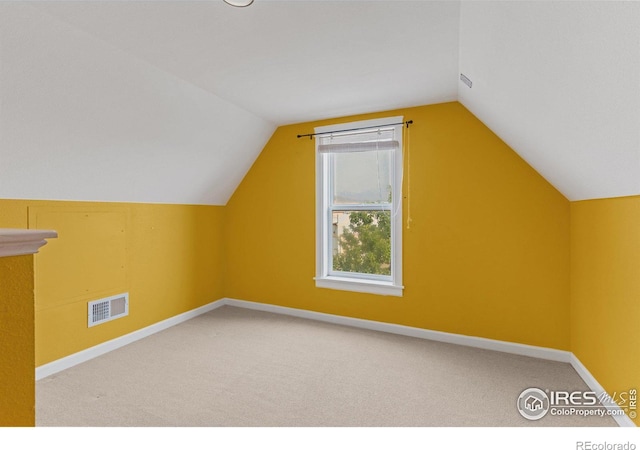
315 116 404 297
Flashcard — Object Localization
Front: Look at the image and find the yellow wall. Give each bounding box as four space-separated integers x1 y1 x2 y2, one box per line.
225 102 571 350
0 101 636 426
0 255 35 426
0 199 225 366
571 195 640 425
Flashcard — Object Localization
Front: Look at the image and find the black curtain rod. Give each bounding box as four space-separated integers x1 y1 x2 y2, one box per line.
297 120 413 139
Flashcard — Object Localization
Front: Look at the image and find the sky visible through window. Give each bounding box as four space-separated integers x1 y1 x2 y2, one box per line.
333 150 392 204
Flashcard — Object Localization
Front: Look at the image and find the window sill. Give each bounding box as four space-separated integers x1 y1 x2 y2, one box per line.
315 276 403 297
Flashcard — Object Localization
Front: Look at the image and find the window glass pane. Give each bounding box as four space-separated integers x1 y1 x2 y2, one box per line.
333 150 392 205
331 210 391 276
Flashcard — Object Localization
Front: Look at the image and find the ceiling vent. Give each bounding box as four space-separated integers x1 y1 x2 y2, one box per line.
88 293 129 327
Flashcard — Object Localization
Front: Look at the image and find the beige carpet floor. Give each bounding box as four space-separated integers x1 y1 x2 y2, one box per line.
36 305 617 427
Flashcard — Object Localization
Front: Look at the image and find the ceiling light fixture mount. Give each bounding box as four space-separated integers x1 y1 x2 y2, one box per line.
223 0 254 7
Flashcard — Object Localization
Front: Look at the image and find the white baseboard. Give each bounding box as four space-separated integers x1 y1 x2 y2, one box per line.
35 298 227 381
569 354 637 428
224 298 572 362
36 296 636 427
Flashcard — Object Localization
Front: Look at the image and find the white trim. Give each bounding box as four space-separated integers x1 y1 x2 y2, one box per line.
570 354 637 427
0 228 57 258
224 298 570 362
35 298 226 380
315 276 403 297
314 116 405 135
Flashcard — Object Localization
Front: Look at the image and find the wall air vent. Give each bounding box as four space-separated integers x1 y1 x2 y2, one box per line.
88 293 129 327
460 73 473 88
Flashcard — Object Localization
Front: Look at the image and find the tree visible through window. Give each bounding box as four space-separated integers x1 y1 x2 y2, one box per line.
333 208 391 276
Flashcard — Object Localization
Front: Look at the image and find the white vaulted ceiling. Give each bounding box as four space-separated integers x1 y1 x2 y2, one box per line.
458 1 640 201
29 0 460 125
0 1 638 205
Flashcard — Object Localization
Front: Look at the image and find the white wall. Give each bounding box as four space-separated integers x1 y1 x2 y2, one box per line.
459 1 640 201
0 3 274 205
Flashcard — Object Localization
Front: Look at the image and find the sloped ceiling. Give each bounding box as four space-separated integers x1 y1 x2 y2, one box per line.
459 1 640 201
0 1 638 205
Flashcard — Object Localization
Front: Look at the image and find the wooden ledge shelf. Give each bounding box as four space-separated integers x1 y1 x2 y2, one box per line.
0 228 58 258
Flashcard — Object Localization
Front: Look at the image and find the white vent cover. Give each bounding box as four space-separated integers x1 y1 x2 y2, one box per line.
88 293 129 327
460 73 473 88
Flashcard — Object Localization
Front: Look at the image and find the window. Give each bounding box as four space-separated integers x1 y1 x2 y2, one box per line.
315 116 403 296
